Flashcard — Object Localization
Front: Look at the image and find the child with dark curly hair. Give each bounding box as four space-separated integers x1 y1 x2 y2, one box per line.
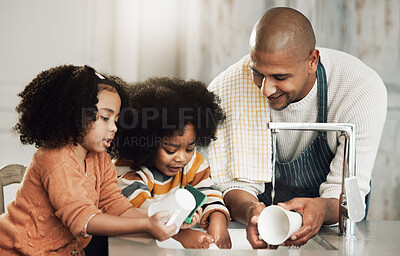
0 65 176 255
116 77 232 249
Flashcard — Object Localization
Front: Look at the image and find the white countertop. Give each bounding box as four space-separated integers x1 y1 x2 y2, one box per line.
109 220 400 256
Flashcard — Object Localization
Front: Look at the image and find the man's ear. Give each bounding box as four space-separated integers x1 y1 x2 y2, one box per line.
307 49 320 73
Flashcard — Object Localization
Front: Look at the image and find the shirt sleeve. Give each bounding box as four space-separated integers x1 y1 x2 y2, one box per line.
118 168 156 210
187 157 231 230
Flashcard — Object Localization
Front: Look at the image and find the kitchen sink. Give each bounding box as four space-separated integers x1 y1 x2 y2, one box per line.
156 228 337 250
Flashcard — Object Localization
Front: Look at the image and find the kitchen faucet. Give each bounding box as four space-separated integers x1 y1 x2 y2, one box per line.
267 122 365 237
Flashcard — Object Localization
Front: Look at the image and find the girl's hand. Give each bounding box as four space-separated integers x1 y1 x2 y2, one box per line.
173 228 214 249
180 207 203 229
147 211 177 241
207 211 232 249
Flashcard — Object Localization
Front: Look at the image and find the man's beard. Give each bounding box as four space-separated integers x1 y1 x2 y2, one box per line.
270 98 292 111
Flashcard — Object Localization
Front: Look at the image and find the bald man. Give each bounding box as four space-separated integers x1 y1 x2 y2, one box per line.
208 7 387 248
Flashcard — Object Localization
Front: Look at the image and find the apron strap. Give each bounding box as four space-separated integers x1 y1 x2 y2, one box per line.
316 58 328 137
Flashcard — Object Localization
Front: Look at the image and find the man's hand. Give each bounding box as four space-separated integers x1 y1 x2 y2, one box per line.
278 197 339 246
245 202 268 248
224 189 280 249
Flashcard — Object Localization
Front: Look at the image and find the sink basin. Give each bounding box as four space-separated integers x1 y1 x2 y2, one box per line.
156 229 252 250
156 228 337 250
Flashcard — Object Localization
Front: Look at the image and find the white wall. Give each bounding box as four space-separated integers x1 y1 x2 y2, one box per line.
0 0 181 168
0 0 115 167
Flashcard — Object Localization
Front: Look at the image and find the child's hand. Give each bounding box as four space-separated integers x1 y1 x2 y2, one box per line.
173 228 214 249
207 211 232 249
180 207 203 229
148 211 177 241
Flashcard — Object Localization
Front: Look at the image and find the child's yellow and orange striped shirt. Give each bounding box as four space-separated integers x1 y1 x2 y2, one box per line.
118 151 230 230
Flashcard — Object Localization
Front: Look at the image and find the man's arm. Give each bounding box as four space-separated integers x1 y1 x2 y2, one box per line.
224 189 261 223
224 189 268 249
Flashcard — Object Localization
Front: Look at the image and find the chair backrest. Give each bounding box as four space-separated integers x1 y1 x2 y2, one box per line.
0 164 26 214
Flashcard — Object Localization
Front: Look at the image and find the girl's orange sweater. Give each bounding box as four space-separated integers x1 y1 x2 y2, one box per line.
0 145 132 255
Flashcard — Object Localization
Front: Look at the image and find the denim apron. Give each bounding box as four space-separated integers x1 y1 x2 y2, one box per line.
258 60 335 205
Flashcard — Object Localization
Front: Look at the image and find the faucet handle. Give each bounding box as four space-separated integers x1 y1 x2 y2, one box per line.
344 176 365 222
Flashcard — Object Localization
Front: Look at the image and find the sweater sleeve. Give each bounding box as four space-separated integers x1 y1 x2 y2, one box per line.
217 179 265 198
320 67 387 199
187 154 230 230
97 154 133 215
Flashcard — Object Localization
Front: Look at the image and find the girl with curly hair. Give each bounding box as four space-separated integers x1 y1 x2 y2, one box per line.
116 77 231 249
0 65 176 255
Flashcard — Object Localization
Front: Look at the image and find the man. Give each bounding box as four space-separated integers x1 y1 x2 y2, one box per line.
208 7 387 248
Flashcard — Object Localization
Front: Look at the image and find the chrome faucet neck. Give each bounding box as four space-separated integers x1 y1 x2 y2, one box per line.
268 122 363 237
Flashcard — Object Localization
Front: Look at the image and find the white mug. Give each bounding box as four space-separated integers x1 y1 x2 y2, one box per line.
257 205 303 245
148 188 196 234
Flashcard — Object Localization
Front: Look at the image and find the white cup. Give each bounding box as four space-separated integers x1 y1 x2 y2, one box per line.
148 188 196 234
257 205 303 245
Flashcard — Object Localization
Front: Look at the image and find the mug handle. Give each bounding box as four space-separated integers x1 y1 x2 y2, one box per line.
166 209 181 226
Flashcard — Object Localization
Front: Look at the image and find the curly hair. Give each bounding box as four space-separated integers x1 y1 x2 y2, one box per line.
13 64 129 154
116 76 225 168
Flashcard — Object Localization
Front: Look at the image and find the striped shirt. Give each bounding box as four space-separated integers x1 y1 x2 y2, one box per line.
118 151 230 230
